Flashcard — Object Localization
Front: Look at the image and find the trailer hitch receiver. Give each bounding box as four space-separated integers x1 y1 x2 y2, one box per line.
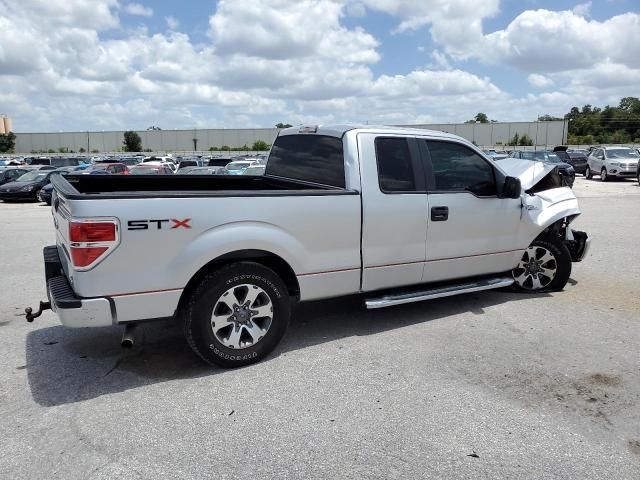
25 301 51 322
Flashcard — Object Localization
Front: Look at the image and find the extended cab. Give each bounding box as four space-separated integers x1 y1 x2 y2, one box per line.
29 125 591 367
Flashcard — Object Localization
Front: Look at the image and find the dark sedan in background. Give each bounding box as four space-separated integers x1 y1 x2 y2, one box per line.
553 146 588 175
506 150 576 187
0 169 57 201
0 168 30 186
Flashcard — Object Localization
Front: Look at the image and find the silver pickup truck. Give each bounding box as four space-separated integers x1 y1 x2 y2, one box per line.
28 125 590 367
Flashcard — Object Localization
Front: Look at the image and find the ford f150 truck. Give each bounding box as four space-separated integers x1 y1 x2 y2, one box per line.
27 125 591 367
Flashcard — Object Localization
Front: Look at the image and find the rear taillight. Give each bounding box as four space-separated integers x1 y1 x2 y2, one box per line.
68 219 119 269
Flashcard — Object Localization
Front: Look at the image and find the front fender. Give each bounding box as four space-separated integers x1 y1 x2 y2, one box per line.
519 187 581 244
168 221 306 286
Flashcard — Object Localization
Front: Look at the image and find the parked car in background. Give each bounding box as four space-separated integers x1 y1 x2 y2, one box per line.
586 146 639 181
553 146 588 175
38 182 54 205
184 166 225 175
176 166 200 175
118 157 143 167
224 160 260 175
80 163 129 175
207 156 233 167
0 168 29 186
482 149 508 160
142 156 177 172
177 159 205 170
243 165 266 176
129 164 174 175
0 169 57 201
506 150 575 187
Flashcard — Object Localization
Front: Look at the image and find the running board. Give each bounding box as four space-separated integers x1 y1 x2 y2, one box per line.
365 277 514 309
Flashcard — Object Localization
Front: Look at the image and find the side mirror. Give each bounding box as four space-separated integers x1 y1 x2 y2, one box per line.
502 176 521 199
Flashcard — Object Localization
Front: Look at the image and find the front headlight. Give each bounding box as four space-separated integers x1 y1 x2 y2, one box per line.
21 185 35 192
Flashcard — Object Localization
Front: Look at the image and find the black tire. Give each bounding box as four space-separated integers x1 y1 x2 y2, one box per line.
512 237 572 293
585 165 592 179
600 168 609 182
181 262 291 368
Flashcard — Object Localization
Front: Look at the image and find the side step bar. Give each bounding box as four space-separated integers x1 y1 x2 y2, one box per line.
365 277 514 309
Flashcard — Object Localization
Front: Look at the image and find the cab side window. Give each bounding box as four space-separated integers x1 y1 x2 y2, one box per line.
375 137 416 193
426 141 497 196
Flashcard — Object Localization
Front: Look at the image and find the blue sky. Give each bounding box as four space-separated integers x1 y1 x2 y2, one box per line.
1 0 639 131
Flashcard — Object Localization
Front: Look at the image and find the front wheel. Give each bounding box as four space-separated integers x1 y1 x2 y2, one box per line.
585 165 592 179
600 168 609 182
181 262 291 368
512 238 572 292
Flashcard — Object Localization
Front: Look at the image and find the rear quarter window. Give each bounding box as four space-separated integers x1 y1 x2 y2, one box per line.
266 134 345 188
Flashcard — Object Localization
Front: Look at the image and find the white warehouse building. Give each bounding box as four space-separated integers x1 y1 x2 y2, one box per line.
12 121 568 153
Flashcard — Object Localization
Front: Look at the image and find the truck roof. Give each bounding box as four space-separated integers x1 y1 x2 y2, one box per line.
278 124 464 142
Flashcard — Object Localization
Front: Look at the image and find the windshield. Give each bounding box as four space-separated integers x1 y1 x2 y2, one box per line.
607 148 639 159
87 164 108 171
17 171 48 182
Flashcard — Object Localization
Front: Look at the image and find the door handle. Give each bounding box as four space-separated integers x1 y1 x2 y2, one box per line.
431 206 449 221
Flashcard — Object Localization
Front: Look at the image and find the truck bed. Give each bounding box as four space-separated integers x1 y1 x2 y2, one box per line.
53 173 350 200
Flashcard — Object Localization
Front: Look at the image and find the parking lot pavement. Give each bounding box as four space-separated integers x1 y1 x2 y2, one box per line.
1 179 639 480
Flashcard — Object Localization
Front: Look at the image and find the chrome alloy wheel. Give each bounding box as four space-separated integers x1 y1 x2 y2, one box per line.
512 246 558 290
211 284 273 349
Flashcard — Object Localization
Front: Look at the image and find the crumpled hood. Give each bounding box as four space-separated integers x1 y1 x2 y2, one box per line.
496 158 557 190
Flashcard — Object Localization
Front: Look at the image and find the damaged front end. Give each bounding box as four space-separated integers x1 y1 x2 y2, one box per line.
498 157 591 262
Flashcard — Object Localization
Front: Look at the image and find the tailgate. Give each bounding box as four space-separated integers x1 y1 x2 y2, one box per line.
50 174 121 287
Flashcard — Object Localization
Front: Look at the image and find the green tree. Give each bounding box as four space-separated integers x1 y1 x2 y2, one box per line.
538 114 562 121
252 140 270 151
509 133 519 146
0 132 16 153
209 146 219 151
79 147 86 153
123 131 142 152
518 134 533 146
275 123 292 128
220 145 230 151
474 113 489 123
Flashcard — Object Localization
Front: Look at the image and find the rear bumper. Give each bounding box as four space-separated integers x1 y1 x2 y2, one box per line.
44 246 114 328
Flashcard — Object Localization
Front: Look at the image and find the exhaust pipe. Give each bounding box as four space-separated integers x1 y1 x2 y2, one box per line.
121 324 138 349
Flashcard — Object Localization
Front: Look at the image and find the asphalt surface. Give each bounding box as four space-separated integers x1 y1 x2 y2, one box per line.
1 177 639 479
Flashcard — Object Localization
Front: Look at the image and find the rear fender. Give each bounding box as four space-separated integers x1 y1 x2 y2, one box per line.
168 221 305 286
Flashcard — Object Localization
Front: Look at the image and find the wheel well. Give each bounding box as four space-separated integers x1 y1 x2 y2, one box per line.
176 250 300 315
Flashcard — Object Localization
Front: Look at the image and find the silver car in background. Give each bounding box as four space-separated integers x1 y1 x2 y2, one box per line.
586 146 639 181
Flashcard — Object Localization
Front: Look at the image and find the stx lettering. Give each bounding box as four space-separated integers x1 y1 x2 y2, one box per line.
127 219 191 230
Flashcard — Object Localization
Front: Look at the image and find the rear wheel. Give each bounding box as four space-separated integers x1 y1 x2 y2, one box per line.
585 165 592 179
600 168 609 182
181 262 291 368
512 237 571 293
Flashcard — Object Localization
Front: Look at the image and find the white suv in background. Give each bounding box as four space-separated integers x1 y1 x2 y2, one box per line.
585 147 639 181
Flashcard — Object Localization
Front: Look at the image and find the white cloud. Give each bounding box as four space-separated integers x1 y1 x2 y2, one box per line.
528 74 554 88
166 16 179 30
0 0 639 133
477 10 640 73
125 2 153 17
209 0 379 62
572 2 592 18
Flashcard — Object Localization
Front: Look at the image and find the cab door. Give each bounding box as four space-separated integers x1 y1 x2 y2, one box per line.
359 134 429 292
419 139 523 283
